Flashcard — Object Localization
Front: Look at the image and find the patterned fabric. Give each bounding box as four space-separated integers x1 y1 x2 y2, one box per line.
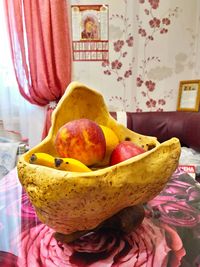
0 142 19 179
0 168 200 266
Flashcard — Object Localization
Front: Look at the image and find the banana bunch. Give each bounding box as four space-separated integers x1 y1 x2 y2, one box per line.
29 152 91 172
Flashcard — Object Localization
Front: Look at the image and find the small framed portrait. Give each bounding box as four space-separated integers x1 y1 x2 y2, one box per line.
81 15 99 40
177 80 200 111
71 5 109 61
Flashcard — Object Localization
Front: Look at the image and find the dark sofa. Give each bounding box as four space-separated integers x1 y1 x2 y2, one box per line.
111 111 200 152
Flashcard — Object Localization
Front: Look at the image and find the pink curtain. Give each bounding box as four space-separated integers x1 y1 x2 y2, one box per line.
4 0 72 138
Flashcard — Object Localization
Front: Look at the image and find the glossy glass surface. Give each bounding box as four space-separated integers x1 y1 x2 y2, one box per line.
0 168 200 267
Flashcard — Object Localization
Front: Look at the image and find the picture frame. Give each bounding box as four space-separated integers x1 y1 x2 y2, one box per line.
71 5 109 61
177 80 200 111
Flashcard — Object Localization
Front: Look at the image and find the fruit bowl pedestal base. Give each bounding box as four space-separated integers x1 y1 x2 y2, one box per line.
54 205 145 243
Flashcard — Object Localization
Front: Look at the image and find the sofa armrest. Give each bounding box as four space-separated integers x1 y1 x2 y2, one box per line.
111 111 200 152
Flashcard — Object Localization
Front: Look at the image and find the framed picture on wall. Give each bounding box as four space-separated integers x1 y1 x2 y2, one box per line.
177 80 200 111
71 5 109 62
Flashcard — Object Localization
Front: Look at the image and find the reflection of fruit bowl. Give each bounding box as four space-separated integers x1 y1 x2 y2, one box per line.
17 81 181 236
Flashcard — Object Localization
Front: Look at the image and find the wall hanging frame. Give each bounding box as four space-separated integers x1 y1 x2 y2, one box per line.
71 5 109 62
177 80 200 111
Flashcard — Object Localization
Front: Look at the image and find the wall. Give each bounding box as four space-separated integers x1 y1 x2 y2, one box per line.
70 0 200 112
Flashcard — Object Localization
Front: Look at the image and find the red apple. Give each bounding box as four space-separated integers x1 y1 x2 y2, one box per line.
54 118 106 166
110 141 145 166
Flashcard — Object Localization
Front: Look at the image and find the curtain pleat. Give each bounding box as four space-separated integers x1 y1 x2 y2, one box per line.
4 0 72 138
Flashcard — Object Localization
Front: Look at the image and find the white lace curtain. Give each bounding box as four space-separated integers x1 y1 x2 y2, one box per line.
0 1 46 148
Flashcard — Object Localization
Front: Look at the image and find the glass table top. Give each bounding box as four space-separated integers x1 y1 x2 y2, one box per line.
0 167 200 267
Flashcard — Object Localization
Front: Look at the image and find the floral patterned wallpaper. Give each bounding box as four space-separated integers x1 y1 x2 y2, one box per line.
71 0 200 112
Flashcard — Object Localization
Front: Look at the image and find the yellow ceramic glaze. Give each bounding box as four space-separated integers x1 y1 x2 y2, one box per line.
17 81 181 234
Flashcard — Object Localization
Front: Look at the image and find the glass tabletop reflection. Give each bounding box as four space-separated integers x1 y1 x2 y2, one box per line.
0 167 200 267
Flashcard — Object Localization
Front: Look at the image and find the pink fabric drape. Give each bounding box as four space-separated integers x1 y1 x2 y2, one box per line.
4 0 72 138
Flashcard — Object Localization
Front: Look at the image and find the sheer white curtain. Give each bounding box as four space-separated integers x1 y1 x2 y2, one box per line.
0 1 46 148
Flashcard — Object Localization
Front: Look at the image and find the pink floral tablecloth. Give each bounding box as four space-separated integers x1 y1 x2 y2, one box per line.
0 168 200 267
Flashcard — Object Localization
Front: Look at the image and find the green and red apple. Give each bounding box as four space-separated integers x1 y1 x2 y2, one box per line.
110 141 146 166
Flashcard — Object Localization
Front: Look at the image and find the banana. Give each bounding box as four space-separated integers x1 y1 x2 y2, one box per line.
29 152 92 172
55 157 92 172
29 153 55 168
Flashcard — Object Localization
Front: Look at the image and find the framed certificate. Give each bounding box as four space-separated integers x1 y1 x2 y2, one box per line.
177 80 200 111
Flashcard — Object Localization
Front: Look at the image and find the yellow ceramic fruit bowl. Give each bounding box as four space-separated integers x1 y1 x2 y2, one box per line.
17 81 181 235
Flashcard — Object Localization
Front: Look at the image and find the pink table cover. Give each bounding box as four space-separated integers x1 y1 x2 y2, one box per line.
0 167 200 267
